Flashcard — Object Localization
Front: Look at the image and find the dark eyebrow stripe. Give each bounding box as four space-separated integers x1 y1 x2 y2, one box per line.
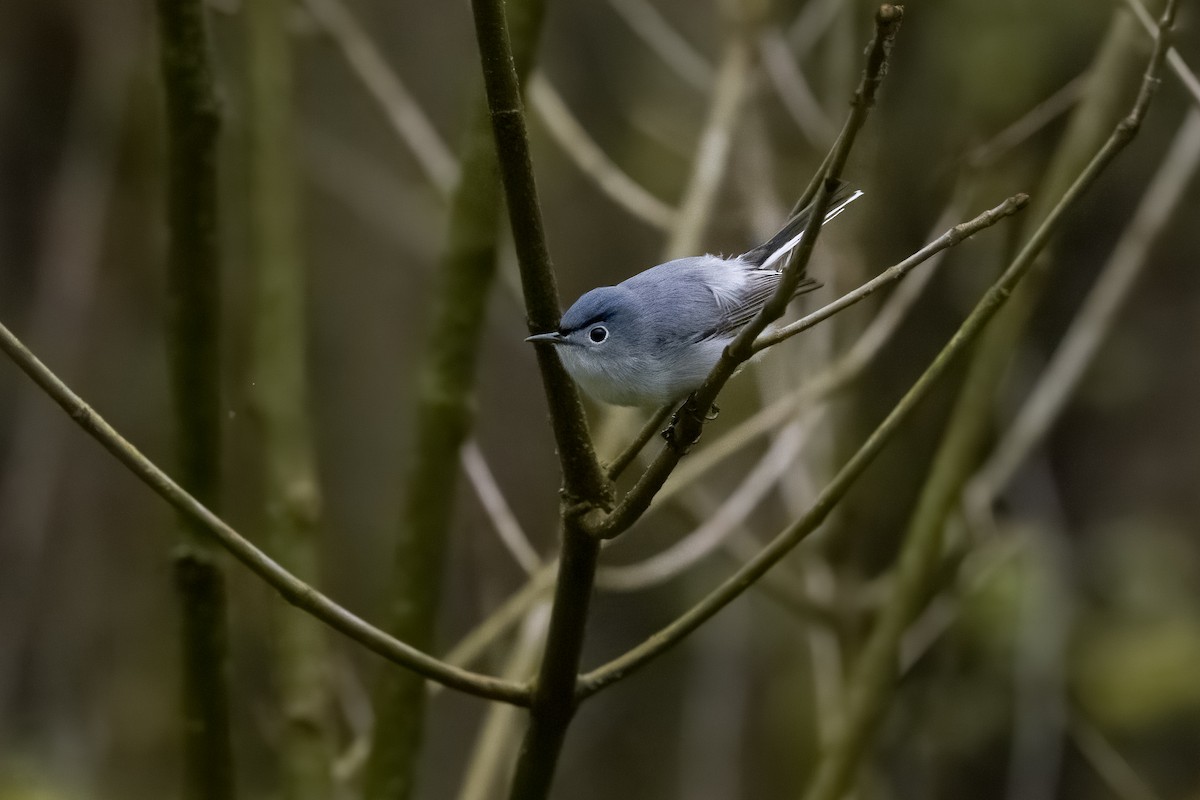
562 313 607 334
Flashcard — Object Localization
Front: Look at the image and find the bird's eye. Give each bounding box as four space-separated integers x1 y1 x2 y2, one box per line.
589 326 608 343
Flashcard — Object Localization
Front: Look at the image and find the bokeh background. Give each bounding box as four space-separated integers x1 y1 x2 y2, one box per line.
1 0 1199 798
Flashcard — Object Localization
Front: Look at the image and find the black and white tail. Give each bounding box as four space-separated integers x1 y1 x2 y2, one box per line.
740 181 864 270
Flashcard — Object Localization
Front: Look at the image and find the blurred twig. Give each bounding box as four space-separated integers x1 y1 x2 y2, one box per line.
529 74 678 230
441 565 557 672
0 9 127 716
463 441 542 574
455 604 552 800
603 0 714 90
1121 0 1200 107
301 0 459 194
663 35 756 259
969 108 1200 515
798 6 1178 799
967 73 1088 168
1069 714 1165 800
759 26 838 148
789 0 851 60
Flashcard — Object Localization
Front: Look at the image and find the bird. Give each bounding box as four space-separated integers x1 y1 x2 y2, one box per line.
525 181 863 407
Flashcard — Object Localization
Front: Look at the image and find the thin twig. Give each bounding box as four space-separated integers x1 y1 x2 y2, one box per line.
752 194 1027 352
529 74 677 230
1121 0 1200 107
604 0 714 90
463 440 542 574
0 320 531 705
595 421 808 591
604 404 674 480
302 0 459 194
798 6 1178 798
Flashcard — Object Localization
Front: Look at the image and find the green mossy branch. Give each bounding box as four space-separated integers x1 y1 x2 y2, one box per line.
155 0 234 795
245 0 335 795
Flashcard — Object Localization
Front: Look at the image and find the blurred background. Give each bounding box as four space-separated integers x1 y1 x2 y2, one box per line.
1 0 1199 798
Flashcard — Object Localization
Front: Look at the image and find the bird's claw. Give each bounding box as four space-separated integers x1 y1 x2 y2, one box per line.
661 401 719 454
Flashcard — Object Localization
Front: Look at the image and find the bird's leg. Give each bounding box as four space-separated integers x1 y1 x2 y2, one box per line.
662 397 717 454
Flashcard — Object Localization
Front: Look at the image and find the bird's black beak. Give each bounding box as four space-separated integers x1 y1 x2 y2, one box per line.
524 331 567 345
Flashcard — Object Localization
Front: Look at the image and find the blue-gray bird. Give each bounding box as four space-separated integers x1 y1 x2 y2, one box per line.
526 182 863 407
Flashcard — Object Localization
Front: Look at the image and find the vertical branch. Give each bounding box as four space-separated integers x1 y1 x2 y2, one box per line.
470 0 619 795
245 0 334 796
364 1 554 798
155 0 234 797
799 7 1178 800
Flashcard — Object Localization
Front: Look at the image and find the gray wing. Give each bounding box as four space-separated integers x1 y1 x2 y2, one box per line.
701 266 821 340
621 255 819 343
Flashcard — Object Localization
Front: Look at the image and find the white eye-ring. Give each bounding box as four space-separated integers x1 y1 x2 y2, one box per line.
589 325 608 343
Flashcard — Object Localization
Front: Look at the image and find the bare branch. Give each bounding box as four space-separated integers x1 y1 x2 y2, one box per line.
471 1 617 791
0 320 531 706
752 193 1029 352
605 404 674 480
246 0 336 790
